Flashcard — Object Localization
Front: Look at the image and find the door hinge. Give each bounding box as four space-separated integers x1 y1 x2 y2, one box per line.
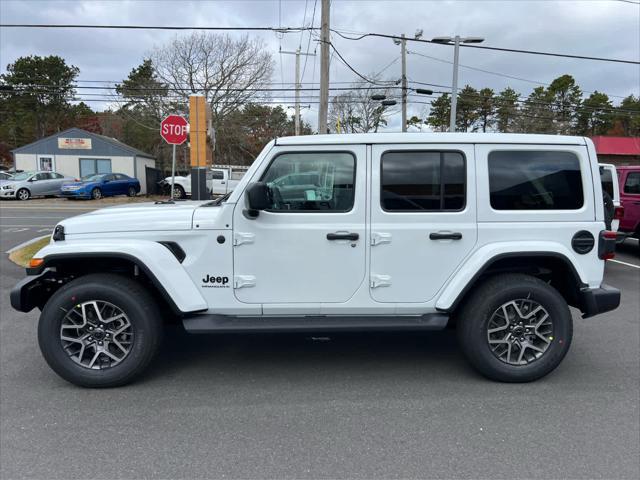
233 232 255 246
370 274 392 288
371 232 392 246
234 275 256 289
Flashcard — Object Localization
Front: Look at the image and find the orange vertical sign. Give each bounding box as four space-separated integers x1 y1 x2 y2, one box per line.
189 95 208 167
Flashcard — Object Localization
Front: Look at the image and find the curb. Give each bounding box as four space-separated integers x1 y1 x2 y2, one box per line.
6 235 50 254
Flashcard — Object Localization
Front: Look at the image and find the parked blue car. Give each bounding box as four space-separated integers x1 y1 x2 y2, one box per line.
60 173 141 200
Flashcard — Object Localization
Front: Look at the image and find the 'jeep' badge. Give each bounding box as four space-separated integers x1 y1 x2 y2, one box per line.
202 275 230 288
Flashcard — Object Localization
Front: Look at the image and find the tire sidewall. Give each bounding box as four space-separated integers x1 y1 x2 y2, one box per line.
127 186 136 197
173 186 185 199
38 279 158 387
462 280 572 382
91 188 102 200
17 188 30 201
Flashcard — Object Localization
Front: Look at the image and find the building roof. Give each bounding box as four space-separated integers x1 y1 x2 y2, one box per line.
591 136 640 156
276 132 588 146
12 128 155 159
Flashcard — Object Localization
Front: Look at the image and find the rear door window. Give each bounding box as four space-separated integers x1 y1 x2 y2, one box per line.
380 151 466 211
488 151 583 210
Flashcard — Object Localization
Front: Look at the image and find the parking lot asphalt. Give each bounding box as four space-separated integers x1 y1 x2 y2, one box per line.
1 202 639 479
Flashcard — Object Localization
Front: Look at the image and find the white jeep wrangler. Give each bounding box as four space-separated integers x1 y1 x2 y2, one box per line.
11 133 620 387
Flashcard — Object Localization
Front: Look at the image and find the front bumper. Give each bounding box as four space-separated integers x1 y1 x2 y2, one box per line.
579 284 621 318
0 189 16 198
60 190 90 198
10 270 60 313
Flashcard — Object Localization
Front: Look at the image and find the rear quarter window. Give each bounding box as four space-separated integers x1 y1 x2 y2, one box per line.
488 150 583 210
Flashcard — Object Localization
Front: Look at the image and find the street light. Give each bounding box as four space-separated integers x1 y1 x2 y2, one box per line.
432 35 485 132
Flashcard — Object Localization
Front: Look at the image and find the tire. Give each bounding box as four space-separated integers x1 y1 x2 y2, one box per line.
91 187 102 200
16 188 30 201
172 185 185 200
127 186 137 197
456 273 572 383
37 273 163 388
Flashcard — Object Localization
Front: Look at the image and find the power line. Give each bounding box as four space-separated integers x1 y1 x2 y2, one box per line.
407 50 632 100
0 24 316 33
331 29 640 65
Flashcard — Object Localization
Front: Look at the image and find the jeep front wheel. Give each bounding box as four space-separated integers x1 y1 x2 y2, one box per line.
38 273 163 387
456 273 572 382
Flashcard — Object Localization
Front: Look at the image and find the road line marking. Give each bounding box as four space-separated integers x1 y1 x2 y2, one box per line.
0 216 70 219
609 259 640 269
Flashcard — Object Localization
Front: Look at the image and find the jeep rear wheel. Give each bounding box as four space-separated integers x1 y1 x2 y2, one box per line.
38 273 163 387
457 273 572 382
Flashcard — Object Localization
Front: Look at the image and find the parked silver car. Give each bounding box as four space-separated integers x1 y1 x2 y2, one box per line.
0 171 75 200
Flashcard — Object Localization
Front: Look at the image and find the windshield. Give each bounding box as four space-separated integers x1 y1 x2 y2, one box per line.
82 174 105 182
12 172 34 181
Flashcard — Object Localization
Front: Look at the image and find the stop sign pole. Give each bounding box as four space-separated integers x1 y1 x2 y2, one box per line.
160 115 189 200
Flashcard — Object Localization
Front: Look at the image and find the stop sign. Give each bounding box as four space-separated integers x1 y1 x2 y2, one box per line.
160 115 189 145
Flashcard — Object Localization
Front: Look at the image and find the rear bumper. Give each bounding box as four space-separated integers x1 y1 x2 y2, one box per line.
579 284 621 318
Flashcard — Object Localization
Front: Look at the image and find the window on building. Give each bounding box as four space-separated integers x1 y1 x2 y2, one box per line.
261 152 356 212
624 172 640 194
80 158 112 177
39 157 53 171
488 151 583 210
381 151 466 211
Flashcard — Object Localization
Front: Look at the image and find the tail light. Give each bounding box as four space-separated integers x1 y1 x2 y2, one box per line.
598 230 617 260
614 206 624 220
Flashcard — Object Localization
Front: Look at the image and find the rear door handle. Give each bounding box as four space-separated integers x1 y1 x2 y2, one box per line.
327 232 359 241
429 232 462 240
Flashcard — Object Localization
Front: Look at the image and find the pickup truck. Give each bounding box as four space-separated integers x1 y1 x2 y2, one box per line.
11 133 620 387
162 168 241 199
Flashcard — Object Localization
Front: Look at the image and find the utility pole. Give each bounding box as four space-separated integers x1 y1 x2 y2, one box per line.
400 34 407 132
281 47 316 135
318 0 330 134
449 35 460 133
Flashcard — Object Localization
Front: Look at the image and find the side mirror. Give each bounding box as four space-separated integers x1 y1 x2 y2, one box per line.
244 182 271 218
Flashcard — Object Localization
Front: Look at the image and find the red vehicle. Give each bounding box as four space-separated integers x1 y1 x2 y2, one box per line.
617 166 640 239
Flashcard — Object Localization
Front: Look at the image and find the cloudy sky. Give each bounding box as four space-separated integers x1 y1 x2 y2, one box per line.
1 0 639 131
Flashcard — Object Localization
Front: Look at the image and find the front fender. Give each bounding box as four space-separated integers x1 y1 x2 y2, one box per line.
31 239 207 314
435 242 592 311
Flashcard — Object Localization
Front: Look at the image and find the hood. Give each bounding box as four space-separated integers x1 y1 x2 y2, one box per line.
60 201 217 235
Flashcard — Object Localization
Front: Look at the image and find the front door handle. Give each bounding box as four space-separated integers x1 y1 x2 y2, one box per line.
429 232 462 240
327 232 359 241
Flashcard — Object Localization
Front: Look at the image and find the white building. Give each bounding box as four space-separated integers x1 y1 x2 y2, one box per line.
12 128 156 194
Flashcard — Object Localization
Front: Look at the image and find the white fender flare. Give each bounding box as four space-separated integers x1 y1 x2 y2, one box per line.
33 239 207 314
435 242 589 311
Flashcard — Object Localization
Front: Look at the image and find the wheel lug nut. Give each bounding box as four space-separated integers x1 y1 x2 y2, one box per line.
89 326 94 330
98 341 103 345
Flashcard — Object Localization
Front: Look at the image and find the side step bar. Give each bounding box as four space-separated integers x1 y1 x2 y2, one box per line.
182 313 449 334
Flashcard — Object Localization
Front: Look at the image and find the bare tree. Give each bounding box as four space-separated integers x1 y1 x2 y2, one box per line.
329 77 396 133
152 33 274 126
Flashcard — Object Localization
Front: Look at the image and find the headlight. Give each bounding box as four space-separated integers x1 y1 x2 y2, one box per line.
2 184 15 190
